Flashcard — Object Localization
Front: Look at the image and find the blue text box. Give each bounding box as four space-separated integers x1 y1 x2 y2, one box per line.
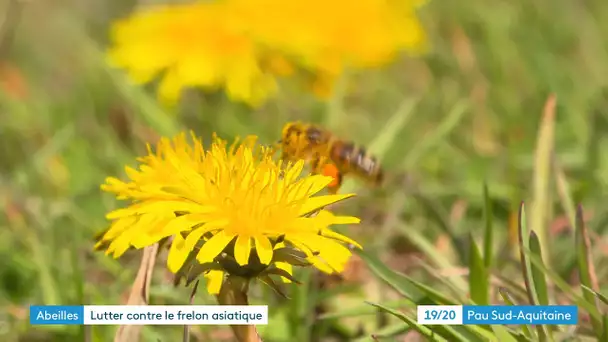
30 306 84 325
463 305 578 325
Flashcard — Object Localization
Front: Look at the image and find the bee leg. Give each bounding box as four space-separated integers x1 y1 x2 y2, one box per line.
310 153 323 175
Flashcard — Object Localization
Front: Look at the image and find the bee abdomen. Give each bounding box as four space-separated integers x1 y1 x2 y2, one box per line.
350 147 384 184
330 142 355 166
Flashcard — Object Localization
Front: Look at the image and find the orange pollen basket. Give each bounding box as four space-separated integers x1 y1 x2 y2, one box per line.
322 163 341 187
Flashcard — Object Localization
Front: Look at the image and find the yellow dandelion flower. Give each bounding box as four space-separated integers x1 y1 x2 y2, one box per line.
97 132 362 293
107 2 283 107
229 0 427 76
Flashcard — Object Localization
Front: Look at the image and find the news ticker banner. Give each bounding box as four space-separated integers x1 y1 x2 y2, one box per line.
30 305 268 325
30 304 578 326
417 305 578 325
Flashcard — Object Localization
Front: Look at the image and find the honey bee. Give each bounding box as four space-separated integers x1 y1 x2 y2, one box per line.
275 121 384 193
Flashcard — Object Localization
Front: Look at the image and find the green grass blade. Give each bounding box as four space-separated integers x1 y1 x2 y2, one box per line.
528 231 549 306
469 234 489 305
355 249 424 301
518 203 540 306
517 202 550 342
407 279 460 305
402 99 469 168
395 223 468 291
353 323 410 342
602 314 608 342
524 249 602 321
552 158 576 233
71 240 86 341
410 193 467 265
289 269 313 341
367 97 419 155
444 327 491 342
366 302 448 342
318 299 413 320
499 288 534 339
530 95 556 265
491 326 521 342
499 287 518 306
26 228 59 305
580 285 608 306
574 205 603 338
417 260 469 303
482 182 494 269
366 302 463 342
495 275 529 302
356 248 459 305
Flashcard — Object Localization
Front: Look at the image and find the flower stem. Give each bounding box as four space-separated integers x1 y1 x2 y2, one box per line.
216 275 263 342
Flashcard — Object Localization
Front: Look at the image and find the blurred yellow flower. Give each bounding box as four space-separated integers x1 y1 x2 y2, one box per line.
107 2 284 107
229 0 427 78
97 132 362 293
107 0 427 106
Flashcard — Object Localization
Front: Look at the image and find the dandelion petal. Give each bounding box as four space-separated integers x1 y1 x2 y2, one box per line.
196 231 236 264
205 270 224 295
291 174 333 197
185 219 230 251
167 234 189 273
299 194 355 216
102 216 137 240
321 229 363 249
107 234 132 259
316 210 361 225
316 240 351 272
156 214 201 238
308 256 335 274
254 236 273 265
234 235 252 266
306 235 352 273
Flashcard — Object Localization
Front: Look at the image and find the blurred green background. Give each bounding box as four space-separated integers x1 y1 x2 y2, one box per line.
1 0 607 341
